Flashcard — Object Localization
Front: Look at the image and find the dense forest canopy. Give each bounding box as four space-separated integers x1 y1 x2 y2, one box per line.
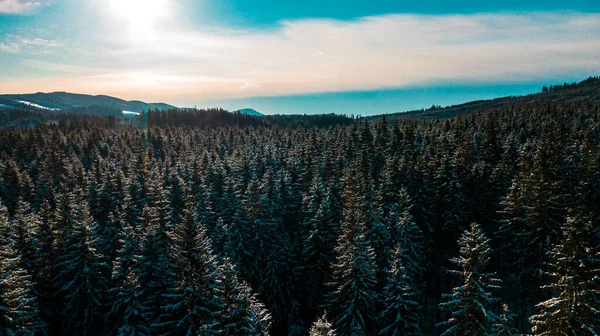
0 97 599 335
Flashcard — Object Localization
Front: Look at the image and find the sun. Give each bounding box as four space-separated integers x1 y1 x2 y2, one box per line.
110 0 168 36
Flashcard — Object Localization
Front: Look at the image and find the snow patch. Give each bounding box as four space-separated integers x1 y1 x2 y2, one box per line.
14 100 60 111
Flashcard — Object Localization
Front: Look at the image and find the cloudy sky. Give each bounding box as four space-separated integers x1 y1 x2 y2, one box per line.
0 0 598 114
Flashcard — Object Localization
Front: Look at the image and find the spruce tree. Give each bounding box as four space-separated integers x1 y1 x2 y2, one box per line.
529 212 600 335
167 197 223 335
308 313 336 336
0 201 47 335
328 169 379 335
493 305 519 336
107 217 145 335
9 200 38 273
378 216 424 336
1 255 47 335
114 266 149 336
55 189 109 336
216 258 272 335
31 200 58 334
438 223 502 336
301 180 338 314
0 202 11 334
135 203 180 335
498 138 568 300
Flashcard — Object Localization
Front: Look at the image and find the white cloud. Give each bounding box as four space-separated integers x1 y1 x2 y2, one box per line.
240 81 261 90
0 42 20 52
20 37 61 47
0 35 61 54
2 11 600 101
0 0 47 14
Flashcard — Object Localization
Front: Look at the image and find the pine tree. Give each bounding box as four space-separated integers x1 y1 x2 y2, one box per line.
216 258 272 335
390 207 424 284
107 217 145 335
135 202 180 335
55 189 109 336
114 266 149 336
167 174 187 230
0 157 23 214
166 197 223 335
0 201 11 334
529 211 600 335
438 223 502 336
492 304 519 336
9 200 38 273
301 179 338 314
378 217 424 336
95 210 122 266
308 313 336 336
498 138 568 299
328 169 379 335
0 201 47 335
1 255 47 335
31 200 58 334
229 168 297 334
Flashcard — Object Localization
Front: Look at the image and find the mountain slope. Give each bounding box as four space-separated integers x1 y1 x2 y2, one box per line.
0 92 176 112
373 76 600 121
233 108 264 116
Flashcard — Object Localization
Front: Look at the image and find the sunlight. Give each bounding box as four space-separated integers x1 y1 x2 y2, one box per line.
110 0 168 37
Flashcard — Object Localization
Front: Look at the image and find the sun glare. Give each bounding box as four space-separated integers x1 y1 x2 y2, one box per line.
110 0 168 36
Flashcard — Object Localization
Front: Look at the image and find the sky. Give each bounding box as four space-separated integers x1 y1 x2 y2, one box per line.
0 0 599 115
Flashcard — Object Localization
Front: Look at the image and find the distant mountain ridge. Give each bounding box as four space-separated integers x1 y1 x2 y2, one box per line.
0 92 269 117
0 92 176 113
2 77 598 120
372 76 600 121
233 108 264 116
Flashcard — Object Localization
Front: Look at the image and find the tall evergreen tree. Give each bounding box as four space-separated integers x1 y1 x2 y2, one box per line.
529 211 600 335
328 169 379 336
216 258 272 335
0 201 47 335
1 254 47 335
114 266 149 336
135 202 180 335
55 189 109 336
9 200 38 273
107 216 145 335
378 215 424 336
438 223 502 336
166 197 223 335
301 181 338 315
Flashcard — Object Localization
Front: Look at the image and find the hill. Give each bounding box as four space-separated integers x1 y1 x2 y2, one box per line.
372 76 600 121
233 108 264 116
0 92 176 113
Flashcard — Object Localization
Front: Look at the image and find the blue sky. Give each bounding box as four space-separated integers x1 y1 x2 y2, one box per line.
202 0 600 24
0 0 599 115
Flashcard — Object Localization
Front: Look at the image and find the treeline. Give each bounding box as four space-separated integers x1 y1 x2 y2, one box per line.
542 76 600 93
0 108 354 132
141 108 355 129
263 113 355 128
0 100 599 335
142 108 265 128
0 109 120 131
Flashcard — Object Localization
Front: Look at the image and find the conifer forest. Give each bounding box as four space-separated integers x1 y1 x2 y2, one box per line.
0 96 600 335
